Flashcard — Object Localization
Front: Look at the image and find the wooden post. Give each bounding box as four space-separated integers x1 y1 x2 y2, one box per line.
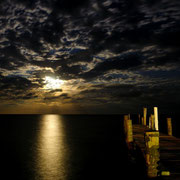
124 115 129 121
144 131 160 177
167 118 172 136
154 107 159 131
125 119 133 143
149 114 155 130
128 114 130 120
141 117 144 125
149 116 151 129
151 114 155 130
138 114 141 124
143 107 147 126
124 115 129 135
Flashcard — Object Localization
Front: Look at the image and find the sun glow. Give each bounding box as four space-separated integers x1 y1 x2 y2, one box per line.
44 76 64 89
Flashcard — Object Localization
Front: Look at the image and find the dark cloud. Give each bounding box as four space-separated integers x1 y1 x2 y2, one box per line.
44 93 70 101
155 27 180 47
0 45 27 69
0 75 38 100
80 84 142 100
51 0 89 14
81 52 143 80
68 49 94 63
58 64 83 79
0 75 35 89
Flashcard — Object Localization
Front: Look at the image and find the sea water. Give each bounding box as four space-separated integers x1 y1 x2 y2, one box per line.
1 114 173 180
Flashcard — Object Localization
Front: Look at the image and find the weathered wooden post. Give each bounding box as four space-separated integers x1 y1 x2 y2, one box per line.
143 107 147 126
149 116 151 129
138 114 141 124
124 115 129 121
149 114 155 130
154 107 159 131
124 115 133 147
124 115 129 135
167 118 172 136
144 131 160 177
125 119 133 143
128 114 130 120
151 114 155 130
142 117 144 126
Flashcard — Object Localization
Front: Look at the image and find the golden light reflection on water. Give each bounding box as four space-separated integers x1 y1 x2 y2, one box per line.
35 115 68 180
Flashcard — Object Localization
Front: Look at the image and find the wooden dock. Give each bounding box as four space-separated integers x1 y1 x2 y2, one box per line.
133 124 180 180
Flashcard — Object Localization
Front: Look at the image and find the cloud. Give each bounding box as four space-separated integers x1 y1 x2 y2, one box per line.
0 75 39 101
43 93 70 101
80 52 143 80
80 84 142 100
1 0 180 113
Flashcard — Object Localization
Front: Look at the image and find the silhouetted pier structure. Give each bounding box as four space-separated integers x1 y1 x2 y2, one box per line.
124 107 180 179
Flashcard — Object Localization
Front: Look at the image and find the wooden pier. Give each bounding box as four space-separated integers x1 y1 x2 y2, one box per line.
124 107 180 179
133 125 180 179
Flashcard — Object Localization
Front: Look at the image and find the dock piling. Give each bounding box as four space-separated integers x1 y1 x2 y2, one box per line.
167 118 172 136
149 114 155 130
143 108 147 126
128 114 130 120
141 117 144 125
126 119 133 143
154 107 159 131
124 115 133 143
149 116 151 129
138 114 141 124
124 115 129 135
151 114 155 130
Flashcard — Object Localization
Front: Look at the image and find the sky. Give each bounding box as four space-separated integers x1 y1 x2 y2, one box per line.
0 0 180 114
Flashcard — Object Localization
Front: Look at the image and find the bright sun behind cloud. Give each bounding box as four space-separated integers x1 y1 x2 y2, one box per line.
44 76 64 90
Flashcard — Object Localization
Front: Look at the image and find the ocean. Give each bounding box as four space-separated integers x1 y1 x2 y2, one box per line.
0 114 177 180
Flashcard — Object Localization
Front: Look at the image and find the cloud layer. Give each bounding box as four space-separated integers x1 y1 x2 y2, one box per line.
0 0 180 113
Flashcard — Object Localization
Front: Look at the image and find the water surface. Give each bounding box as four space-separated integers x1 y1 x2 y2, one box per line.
0 114 146 180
